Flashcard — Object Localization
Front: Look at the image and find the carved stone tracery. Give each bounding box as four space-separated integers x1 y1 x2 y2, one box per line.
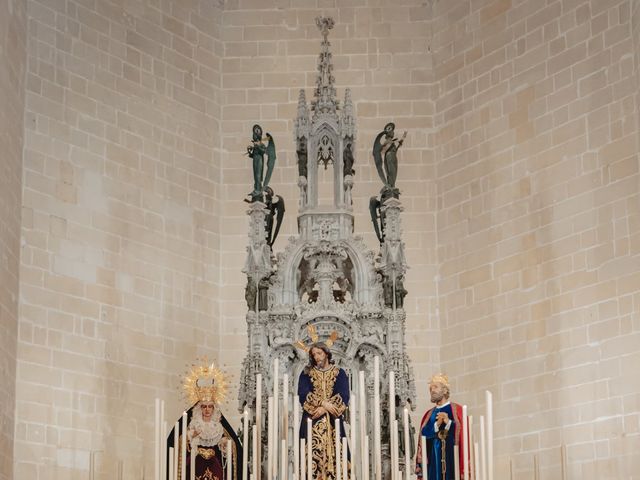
238 17 416 479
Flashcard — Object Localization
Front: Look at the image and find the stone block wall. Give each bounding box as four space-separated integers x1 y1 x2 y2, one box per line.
432 1 640 478
0 1 27 479
17 0 224 477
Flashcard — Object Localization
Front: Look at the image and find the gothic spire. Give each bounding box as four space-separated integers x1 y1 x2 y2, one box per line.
312 16 339 118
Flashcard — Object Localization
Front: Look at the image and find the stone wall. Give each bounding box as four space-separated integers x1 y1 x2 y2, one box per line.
0 0 27 479
433 0 640 478
17 0 223 477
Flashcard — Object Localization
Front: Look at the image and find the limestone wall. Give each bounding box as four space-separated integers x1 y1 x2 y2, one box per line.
17 0 223 477
432 1 640 478
0 0 27 479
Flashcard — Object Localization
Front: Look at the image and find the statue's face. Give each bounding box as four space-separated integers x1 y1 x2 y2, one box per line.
200 402 215 420
311 347 328 368
253 125 262 140
429 382 447 404
384 123 395 136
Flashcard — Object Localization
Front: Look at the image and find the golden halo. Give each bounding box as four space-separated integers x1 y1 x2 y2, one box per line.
293 324 339 352
182 357 229 407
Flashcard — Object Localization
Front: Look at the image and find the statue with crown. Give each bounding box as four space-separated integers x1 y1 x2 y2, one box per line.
163 360 243 480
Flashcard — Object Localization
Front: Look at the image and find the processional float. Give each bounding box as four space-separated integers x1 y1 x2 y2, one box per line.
153 15 494 480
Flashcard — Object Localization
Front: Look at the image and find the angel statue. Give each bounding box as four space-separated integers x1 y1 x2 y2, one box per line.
246 124 277 203
372 122 407 196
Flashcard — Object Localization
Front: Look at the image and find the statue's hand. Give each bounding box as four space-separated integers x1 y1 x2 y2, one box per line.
312 406 327 419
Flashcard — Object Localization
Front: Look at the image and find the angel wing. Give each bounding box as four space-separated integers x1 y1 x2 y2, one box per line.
372 130 387 186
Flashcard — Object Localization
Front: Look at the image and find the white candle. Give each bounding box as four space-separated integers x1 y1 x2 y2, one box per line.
294 401 300 480
252 427 258 480
168 447 174 480
89 451 95 480
161 400 166 480
389 373 395 480
300 439 306 480
393 420 399 480
403 408 410 480
350 393 357 478
227 439 233 480
373 357 381 480
283 374 289 478
474 442 480 480
454 444 460 480
561 444 567 480
281 439 286 480
267 397 274 480
359 371 366 479
174 421 179 480
155 399 160 480
480 416 487 480
242 409 249 480
468 416 474 480
485 391 493 480
462 405 468 480
363 435 370 480
190 443 196 480
420 435 427 480
181 412 187 480
273 359 279 480
342 436 348 480
307 418 312 480
335 418 341 480
256 374 262 479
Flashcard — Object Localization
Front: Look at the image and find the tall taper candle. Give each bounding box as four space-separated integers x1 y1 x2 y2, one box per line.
468 416 474 480
359 371 366 479
307 418 312 480
267 397 273 480
155 399 160 480
227 439 232 480
485 391 493 480
168 448 174 480
474 443 480 480
393 420 399 480
190 442 196 480
273 360 279 480
561 444 567 480
373 357 381 480
363 435 370 480
283 374 289 477
335 418 341 480
454 444 460 480
181 412 187 480
350 393 357 479
161 401 166 480
174 421 179 480
421 435 427 480
294 401 300 480
242 409 249 480
342 437 348 480
462 405 468 480
389 373 396 480
480 416 487 480
256 374 262 479
253 427 258 480
403 408 410 480
300 439 306 480
281 439 286 480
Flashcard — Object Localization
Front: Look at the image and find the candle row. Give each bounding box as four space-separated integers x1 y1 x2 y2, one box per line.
154 364 495 480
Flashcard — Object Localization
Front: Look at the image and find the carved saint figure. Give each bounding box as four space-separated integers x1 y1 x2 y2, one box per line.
415 374 466 480
298 342 349 480
246 124 276 202
372 122 406 191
